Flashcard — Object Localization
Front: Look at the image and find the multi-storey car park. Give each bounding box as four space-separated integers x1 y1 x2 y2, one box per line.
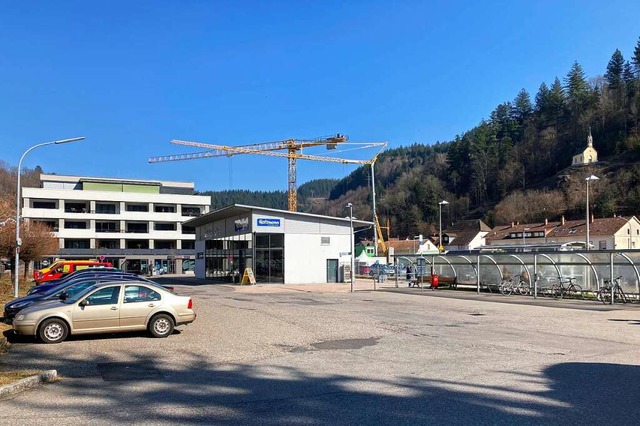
21 174 211 275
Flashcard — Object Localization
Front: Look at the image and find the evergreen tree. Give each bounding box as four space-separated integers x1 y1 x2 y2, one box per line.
548 77 566 125
633 36 640 76
513 88 533 123
564 61 590 115
605 49 625 94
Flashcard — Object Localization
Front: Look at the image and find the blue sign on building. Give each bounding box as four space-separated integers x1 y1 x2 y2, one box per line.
257 218 281 227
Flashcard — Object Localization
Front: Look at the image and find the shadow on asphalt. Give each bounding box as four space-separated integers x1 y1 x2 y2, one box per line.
3 329 181 345
2 343 640 424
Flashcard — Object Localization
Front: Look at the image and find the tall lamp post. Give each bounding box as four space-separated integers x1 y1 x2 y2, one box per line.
346 203 354 293
438 200 449 253
585 175 599 251
14 137 85 298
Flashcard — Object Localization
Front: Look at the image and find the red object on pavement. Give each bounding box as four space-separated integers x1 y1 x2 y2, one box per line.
431 274 439 288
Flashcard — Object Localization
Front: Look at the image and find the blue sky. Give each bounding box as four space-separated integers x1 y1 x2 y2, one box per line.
1 1 639 192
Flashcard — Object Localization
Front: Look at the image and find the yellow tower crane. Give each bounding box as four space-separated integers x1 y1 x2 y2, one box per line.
149 134 389 254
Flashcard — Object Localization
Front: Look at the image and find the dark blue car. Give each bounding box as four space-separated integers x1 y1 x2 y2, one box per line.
28 268 128 295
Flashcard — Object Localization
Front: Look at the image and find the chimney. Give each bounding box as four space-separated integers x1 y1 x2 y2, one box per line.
545 218 548 226
561 215 565 226
511 221 514 228
591 214 594 224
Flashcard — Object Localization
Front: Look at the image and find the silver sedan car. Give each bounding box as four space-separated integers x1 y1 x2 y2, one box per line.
13 280 196 343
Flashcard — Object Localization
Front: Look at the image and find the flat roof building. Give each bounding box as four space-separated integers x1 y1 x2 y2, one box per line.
184 204 372 284
22 174 211 275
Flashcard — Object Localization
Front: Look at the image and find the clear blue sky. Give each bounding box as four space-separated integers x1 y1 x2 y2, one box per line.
1 1 639 192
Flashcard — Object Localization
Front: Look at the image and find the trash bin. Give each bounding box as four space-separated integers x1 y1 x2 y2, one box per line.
431 274 439 289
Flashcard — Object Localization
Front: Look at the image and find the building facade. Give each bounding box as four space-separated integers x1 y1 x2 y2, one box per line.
22 174 211 274
185 204 372 284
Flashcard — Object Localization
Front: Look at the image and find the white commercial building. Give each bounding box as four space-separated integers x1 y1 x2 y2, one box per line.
184 204 371 284
22 174 211 274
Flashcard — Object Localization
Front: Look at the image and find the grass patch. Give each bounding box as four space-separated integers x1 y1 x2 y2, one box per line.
0 274 30 336
0 370 40 386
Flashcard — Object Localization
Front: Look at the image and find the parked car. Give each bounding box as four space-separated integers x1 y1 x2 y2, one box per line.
4 279 99 323
12 280 196 343
33 260 113 284
28 271 174 296
368 263 395 277
28 268 127 295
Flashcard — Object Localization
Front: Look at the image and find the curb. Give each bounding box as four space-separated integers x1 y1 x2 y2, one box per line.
0 370 58 399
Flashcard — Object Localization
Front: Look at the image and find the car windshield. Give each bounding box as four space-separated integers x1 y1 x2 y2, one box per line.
55 281 97 298
63 284 101 304
42 280 79 296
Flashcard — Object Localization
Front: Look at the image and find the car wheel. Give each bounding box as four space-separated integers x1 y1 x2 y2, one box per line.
149 314 174 338
39 318 69 344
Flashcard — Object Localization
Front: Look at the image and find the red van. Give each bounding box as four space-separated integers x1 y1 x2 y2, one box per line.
34 260 113 284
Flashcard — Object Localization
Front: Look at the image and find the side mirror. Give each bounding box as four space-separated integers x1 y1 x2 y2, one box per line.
79 299 88 307
58 291 68 300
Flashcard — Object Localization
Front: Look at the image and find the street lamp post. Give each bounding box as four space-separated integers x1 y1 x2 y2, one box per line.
14 137 85 297
585 175 599 251
346 203 354 293
438 200 449 253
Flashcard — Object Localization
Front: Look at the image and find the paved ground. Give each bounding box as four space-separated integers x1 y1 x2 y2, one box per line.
1 277 640 425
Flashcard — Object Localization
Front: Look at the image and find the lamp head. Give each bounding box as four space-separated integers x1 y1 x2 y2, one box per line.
346 203 353 208
54 137 85 144
439 200 449 205
586 175 599 181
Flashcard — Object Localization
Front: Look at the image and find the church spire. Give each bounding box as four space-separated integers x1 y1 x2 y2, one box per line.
587 127 593 148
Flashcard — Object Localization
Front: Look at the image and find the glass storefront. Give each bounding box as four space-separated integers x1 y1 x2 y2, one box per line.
205 236 252 283
204 233 284 283
255 233 284 283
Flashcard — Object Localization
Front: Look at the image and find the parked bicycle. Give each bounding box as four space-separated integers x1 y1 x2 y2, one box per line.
499 275 530 296
596 275 630 304
551 276 583 299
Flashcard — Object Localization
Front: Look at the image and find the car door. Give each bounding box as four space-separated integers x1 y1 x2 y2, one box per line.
71 285 121 333
119 285 163 329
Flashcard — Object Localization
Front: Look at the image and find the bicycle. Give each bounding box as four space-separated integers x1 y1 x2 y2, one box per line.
596 276 630 304
551 277 583 299
499 275 529 296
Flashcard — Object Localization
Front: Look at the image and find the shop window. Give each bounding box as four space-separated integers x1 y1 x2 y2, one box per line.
182 240 195 250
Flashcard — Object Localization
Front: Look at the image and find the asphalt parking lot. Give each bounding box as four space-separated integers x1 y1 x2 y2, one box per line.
1 277 640 425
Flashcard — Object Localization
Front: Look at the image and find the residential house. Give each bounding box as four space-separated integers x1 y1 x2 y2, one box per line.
442 220 491 251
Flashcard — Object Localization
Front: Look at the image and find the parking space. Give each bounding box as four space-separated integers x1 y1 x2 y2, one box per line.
2 279 640 424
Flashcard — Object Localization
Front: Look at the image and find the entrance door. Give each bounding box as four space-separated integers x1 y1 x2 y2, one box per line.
326 259 339 283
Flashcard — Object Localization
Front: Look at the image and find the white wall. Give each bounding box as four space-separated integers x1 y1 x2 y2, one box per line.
284 233 350 284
